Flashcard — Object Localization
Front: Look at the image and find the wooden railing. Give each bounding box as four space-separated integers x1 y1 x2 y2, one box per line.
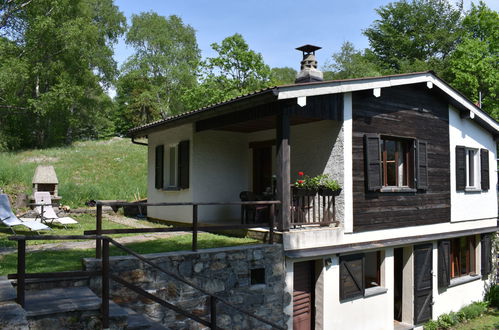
8 233 285 330
290 190 339 226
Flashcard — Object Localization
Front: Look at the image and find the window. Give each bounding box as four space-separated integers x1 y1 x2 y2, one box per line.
465 148 478 189
250 268 266 285
364 134 427 192
450 236 476 278
154 140 189 190
340 251 384 300
456 146 490 191
381 137 413 188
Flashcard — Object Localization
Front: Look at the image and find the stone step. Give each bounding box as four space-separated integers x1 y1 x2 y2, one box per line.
121 307 169 330
0 302 28 329
24 286 101 317
0 276 16 303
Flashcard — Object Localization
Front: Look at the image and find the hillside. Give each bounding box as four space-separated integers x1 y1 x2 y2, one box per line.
0 137 147 208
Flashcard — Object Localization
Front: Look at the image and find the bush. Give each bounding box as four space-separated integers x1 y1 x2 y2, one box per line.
424 320 439 330
486 284 499 308
424 301 489 329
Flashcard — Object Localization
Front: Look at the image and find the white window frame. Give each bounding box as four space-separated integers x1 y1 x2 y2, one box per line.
465 148 480 190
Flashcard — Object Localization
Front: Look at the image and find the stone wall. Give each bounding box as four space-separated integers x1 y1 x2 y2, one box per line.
84 244 289 329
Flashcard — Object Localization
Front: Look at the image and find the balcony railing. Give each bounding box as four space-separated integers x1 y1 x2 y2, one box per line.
290 188 339 227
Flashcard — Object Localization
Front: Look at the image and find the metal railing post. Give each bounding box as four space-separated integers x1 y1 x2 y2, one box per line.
192 204 198 251
269 204 275 244
96 203 102 258
17 239 25 307
101 238 110 328
210 295 217 329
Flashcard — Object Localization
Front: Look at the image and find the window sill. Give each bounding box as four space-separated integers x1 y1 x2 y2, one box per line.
380 187 417 193
159 187 182 191
464 188 482 193
449 274 480 288
364 286 388 298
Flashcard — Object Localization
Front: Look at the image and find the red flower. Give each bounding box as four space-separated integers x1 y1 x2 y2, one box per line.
298 180 304 184
298 171 304 176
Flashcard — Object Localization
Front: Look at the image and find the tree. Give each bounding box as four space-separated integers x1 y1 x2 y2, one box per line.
323 41 383 80
182 33 272 110
270 67 297 85
115 12 200 133
447 1 498 118
363 0 463 73
0 0 126 150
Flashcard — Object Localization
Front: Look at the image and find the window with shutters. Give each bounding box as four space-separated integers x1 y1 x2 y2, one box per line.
455 146 490 191
340 251 384 301
155 140 190 190
365 134 427 192
450 236 476 278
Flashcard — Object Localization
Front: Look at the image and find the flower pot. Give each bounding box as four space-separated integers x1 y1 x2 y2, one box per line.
293 187 317 196
318 187 342 196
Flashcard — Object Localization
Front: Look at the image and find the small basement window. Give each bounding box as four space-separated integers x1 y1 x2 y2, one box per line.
340 251 385 300
451 236 476 278
250 268 266 285
365 251 381 288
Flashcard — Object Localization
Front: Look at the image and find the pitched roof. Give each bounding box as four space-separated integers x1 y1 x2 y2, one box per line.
129 71 499 137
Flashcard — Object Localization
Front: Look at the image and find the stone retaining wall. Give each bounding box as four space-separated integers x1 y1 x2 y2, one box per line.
83 244 289 329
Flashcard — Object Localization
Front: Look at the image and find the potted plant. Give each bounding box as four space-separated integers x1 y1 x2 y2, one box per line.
293 171 319 196
317 174 342 196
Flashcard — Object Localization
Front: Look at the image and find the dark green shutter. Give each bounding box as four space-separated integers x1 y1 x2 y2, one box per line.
417 141 428 190
340 254 365 300
364 134 381 191
178 140 190 189
481 233 492 277
456 146 466 190
438 240 451 289
480 149 490 191
155 145 164 189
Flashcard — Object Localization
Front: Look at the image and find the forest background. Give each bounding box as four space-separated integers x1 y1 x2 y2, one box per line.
0 0 497 151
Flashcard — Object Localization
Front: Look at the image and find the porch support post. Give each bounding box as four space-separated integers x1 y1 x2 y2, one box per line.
276 110 291 231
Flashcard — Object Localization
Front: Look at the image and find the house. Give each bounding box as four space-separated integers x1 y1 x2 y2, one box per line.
129 46 498 330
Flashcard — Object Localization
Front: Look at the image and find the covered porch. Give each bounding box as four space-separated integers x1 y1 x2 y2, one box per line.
137 92 345 231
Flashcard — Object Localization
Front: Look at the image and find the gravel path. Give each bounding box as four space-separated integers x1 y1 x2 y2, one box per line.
0 215 191 256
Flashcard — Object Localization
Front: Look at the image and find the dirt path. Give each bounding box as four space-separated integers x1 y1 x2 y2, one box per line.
0 215 191 255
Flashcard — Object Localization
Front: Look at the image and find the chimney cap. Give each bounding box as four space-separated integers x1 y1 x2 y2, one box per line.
296 44 321 53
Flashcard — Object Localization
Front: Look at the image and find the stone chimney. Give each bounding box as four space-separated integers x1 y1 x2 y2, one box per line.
295 44 323 84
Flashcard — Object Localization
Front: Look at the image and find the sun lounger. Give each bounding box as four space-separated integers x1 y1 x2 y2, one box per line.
34 192 79 228
0 194 50 234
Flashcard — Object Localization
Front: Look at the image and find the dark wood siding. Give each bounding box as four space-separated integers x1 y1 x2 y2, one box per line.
352 84 450 232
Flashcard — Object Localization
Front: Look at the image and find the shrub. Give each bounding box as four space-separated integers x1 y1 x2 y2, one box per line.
424 301 489 329
486 284 499 308
423 320 439 330
459 301 487 320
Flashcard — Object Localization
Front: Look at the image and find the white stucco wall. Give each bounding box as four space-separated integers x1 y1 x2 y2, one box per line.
321 251 394 330
192 130 249 223
449 106 498 222
147 124 193 222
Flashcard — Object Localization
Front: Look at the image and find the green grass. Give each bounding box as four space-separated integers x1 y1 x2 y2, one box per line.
0 233 259 275
0 137 147 208
0 214 161 248
452 308 499 329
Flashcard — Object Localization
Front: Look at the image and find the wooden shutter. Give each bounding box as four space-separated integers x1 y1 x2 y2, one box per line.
438 240 451 289
481 233 492 277
155 145 164 189
414 243 433 325
340 254 365 300
364 134 381 191
417 141 428 190
480 149 490 191
178 140 190 189
455 146 466 190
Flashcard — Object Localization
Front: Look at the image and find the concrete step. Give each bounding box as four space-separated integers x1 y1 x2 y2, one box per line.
0 276 16 303
121 307 168 330
24 286 101 317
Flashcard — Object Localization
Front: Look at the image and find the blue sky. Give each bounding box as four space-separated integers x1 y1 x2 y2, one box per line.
113 0 498 71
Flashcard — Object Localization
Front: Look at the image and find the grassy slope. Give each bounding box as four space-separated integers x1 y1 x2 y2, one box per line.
0 137 147 207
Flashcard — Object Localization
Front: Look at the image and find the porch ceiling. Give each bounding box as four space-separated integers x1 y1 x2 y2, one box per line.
212 115 322 133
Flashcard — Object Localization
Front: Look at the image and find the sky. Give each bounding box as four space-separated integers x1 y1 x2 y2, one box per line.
113 0 499 72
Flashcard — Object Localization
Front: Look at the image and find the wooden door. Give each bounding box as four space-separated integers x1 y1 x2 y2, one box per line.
293 261 315 330
252 147 272 194
414 244 433 325
394 248 403 321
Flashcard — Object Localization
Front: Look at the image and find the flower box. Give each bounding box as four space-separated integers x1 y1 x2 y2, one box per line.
293 187 317 197
318 187 342 197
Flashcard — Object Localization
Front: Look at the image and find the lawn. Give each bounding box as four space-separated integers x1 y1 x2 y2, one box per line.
0 214 160 248
0 233 259 275
0 137 147 208
452 309 499 329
